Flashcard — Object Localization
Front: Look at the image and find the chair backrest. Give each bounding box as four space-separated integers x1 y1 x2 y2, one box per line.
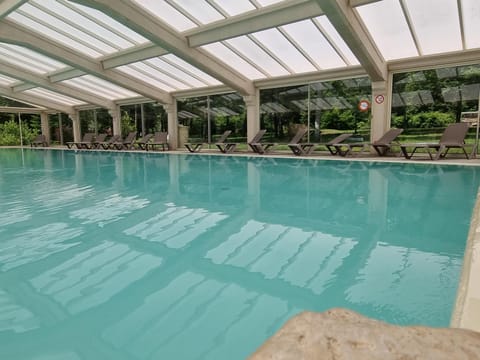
154 132 168 143
216 130 232 143
440 122 470 144
373 128 403 145
33 134 46 143
289 128 308 144
82 133 95 142
108 135 122 143
139 134 153 143
95 133 107 142
249 129 267 144
123 131 137 143
326 133 353 145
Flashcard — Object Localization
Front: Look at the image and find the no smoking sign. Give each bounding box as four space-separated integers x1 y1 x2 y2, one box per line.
375 95 385 104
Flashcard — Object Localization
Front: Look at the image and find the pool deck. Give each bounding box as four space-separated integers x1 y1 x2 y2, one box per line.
6 145 480 332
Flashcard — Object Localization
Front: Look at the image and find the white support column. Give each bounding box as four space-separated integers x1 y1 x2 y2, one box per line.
163 102 178 150
370 78 392 142
244 92 259 142
69 111 81 143
40 111 50 145
109 105 122 136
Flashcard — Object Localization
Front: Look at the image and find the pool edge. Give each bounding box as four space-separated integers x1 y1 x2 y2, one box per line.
451 187 480 331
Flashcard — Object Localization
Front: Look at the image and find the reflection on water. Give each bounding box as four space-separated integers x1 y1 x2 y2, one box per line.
0 148 479 359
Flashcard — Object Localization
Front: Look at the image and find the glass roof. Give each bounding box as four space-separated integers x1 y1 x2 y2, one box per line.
0 0 479 109
24 88 86 106
61 75 140 100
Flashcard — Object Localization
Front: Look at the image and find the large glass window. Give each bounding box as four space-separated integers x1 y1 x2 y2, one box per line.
120 103 167 136
391 64 480 144
177 93 246 145
260 77 371 143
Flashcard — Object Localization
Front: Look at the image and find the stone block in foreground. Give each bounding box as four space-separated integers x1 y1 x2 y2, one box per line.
249 308 480 360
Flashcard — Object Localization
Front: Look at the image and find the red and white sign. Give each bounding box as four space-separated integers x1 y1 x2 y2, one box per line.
375 95 385 104
358 99 370 112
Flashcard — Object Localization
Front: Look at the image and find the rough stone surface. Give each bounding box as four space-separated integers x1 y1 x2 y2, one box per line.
248 308 480 360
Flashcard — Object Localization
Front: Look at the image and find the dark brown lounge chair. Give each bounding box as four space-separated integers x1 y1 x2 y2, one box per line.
147 132 169 151
215 130 237 153
248 129 276 154
91 133 107 149
288 128 316 156
323 133 353 155
99 135 122 149
400 122 470 160
67 132 95 149
31 134 48 147
136 134 153 150
331 128 403 157
112 131 137 150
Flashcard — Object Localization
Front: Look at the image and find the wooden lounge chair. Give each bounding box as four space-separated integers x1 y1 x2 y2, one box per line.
147 132 169 151
184 137 205 153
136 134 153 150
248 129 276 154
331 128 403 157
323 133 353 155
98 135 122 150
68 132 95 149
30 134 48 147
288 128 316 156
400 122 470 160
112 131 137 150
90 133 107 149
215 130 237 153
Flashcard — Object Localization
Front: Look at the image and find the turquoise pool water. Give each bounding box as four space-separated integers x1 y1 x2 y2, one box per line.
1 148 479 359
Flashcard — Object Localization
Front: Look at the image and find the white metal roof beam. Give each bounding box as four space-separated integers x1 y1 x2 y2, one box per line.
186 0 324 47
0 85 73 114
0 19 173 104
0 0 28 19
48 68 86 83
349 0 382 6
69 0 255 96
315 0 386 81
101 44 168 70
0 61 115 108
388 48 480 73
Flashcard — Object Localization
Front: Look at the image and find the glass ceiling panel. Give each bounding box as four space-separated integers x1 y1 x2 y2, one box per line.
117 66 176 92
62 75 139 100
251 28 316 73
281 20 346 69
19 2 118 53
173 0 224 24
133 0 197 32
30 0 138 50
0 44 67 74
69 2 149 45
8 12 102 58
462 0 480 49
404 0 461 54
121 62 191 91
202 43 266 80
24 88 85 106
314 16 359 65
162 54 222 85
145 58 209 88
225 36 289 77
356 0 418 60
212 0 256 16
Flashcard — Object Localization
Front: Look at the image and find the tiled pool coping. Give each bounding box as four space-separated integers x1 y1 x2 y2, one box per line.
451 189 480 331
